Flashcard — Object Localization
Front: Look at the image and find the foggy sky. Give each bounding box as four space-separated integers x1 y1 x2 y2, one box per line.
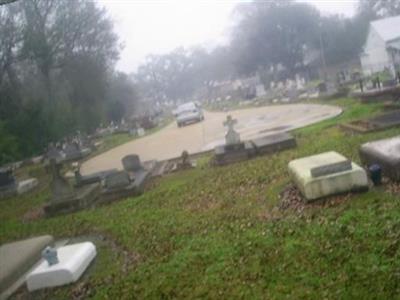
98 0 358 73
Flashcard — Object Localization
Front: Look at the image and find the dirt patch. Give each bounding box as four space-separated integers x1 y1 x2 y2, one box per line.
278 184 355 213
384 177 400 195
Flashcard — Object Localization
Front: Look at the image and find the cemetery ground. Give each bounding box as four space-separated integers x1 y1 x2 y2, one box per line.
1 98 400 299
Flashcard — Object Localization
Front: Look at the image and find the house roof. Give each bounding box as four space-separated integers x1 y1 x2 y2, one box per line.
371 15 400 42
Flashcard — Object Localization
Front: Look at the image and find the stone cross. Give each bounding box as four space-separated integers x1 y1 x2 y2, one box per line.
223 115 240 146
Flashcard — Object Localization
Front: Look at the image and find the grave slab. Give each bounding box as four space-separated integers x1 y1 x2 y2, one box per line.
26 242 96 291
214 141 255 166
360 136 400 181
0 235 54 293
288 151 368 201
251 132 296 155
17 178 39 195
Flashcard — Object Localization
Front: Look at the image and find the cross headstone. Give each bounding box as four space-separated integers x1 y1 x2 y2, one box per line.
223 115 240 146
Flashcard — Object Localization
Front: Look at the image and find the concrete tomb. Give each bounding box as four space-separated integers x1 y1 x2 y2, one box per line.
26 242 96 291
359 136 400 181
0 235 54 296
288 151 368 201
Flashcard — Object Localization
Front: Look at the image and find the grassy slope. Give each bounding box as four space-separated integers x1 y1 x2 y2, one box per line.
1 98 400 299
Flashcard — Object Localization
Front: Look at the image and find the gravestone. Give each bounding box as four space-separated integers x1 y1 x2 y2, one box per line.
359 136 400 181
288 151 368 201
0 167 17 199
213 115 255 166
46 144 65 163
44 159 100 216
224 115 240 146
63 143 82 162
251 132 297 155
0 235 54 297
103 171 131 190
122 154 143 172
49 159 75 204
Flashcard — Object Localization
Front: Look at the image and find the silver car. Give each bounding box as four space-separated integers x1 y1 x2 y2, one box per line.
175 102 204 127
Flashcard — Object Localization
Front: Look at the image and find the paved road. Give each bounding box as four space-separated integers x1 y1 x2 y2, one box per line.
81 104 342 175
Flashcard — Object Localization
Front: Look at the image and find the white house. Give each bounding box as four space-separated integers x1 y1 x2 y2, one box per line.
360 15 400 76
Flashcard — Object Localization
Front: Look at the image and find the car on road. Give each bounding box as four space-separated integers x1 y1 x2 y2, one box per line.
175 102 204 127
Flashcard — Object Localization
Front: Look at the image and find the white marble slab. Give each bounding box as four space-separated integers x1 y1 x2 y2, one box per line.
26 242 96 291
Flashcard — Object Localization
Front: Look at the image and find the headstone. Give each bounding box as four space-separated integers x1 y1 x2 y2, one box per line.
0 167 17 199
288 151 368 201
17 178 39 195
224 115 240 146
0 235 54 297
46 144 64 163
122 154 143 172
63 143 82 162
49 159 75 204
137 128 145 137
360 136 400 181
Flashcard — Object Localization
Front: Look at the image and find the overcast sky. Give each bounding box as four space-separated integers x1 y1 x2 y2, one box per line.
98 0 358 73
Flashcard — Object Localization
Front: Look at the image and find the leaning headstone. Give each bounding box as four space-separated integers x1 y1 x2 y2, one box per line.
0 235 54 298
288 151 368 201
359 136 400 181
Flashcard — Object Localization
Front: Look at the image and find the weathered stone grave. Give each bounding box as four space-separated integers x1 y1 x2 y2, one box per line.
0 167 17 199
341 110 400 134
63 143 84 162
360 136 400 181
288 151 368 201
0 167 39 200
213 115 297 166
251 132 296 156
44 159 100 217
213 115 255 166
151 150 196 177
99 154 152 203
0 235 54 298
74 164 118 188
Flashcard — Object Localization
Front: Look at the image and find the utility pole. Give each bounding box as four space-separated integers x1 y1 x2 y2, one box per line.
319 24 328 83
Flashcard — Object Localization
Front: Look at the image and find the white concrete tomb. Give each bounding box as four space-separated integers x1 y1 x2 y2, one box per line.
17 178 38 195
288 151 368 201
26 242 96 291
